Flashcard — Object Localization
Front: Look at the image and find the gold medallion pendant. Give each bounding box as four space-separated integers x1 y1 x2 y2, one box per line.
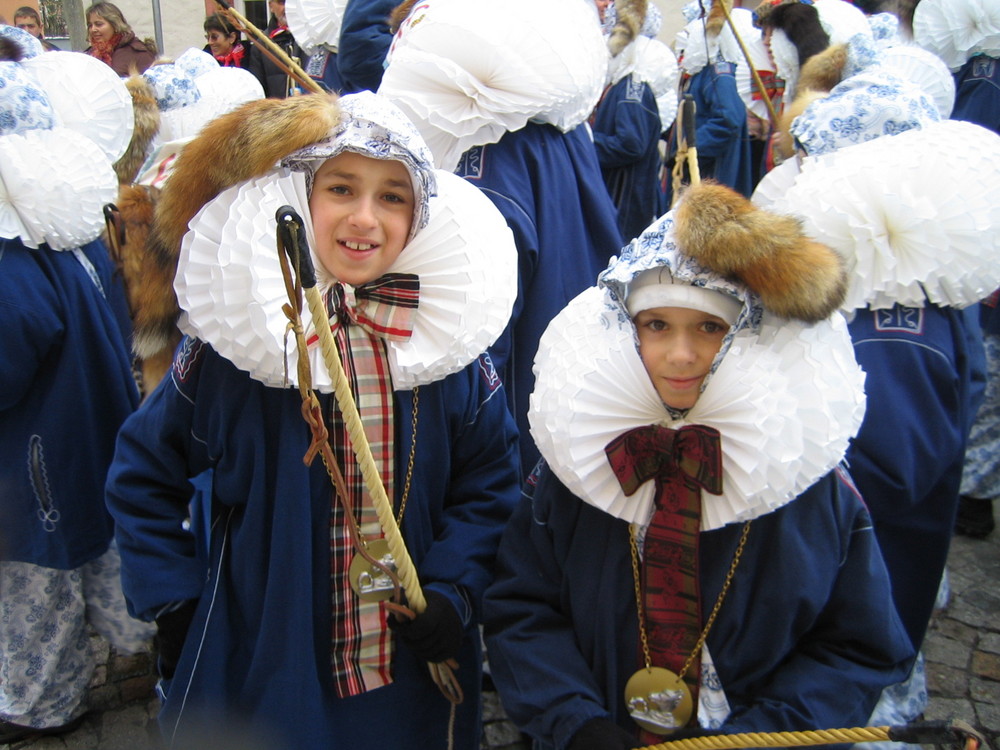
348 538 397 602
624 666 693 735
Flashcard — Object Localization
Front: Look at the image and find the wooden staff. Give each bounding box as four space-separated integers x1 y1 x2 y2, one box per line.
214 0 324 95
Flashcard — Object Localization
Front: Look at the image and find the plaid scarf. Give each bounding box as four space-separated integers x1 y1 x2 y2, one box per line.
323 275 419 697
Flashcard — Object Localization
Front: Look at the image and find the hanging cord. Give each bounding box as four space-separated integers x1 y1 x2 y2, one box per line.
275 207 464 714
638 719 988 750
671 95 701 207
214 0 324 95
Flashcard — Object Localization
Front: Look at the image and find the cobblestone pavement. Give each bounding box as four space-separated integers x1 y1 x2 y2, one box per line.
4 511 997 750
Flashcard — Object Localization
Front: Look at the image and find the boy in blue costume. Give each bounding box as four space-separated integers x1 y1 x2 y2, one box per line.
0 27 154 744
484 182 912 750
105 91 521 749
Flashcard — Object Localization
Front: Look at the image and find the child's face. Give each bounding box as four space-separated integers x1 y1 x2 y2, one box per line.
309 151 415 286
634 306 729 410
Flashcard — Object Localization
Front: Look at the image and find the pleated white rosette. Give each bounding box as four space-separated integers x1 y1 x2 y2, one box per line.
762 120 1000 312
529 286 866 530
913 0 1000 71
0 128 117 250
633 36 679 132
159 67 265 143
287 0 348 55
879 44 955 119
379 0 607 172
750 155 801 208
22 51 134 163
176 169 516 391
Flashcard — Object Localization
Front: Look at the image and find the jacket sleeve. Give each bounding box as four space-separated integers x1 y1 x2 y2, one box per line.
692 64 747 159
413 353 522 623
719 472 914 735
592 78 662 170
484 467 613 750
336 0 397 92
105 338 216 620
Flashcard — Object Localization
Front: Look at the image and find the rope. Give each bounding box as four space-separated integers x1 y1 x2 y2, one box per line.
641 726 893 750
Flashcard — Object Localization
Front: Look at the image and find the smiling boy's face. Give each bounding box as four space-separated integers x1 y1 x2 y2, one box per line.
308 151 415 286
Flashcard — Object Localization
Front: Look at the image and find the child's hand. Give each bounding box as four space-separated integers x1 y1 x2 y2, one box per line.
567 718 641 750
389 589 463 663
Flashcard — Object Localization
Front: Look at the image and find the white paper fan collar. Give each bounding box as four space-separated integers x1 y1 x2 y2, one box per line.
175 168 517 391
913 0 1000 71
0 128 117 250
528 285 866 531
286 0 348 56
761 120 1000 311
879 44 955 119
379 0 607 172
633 36 679 132
21 51 134 163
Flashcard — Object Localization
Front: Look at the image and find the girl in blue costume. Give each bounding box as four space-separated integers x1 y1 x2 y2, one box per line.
105 91 522 749
0 26 154 744
483 181 913 750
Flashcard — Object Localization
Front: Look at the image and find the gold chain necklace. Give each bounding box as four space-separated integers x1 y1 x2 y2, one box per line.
624 519 750 735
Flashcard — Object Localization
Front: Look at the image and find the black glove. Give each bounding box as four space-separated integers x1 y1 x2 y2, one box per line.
388 589 463 663
154 600 198 679
567 718 641 750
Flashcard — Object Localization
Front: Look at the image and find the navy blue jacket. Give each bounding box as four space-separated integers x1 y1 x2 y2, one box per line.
0 238 138 569
592 74 663 242
106 340 520 749
337 0 396 93
484 464 913 750
846 304 985 651
457 123 624 475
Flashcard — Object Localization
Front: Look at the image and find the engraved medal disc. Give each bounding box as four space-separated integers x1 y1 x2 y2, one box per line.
624 667 693 735
348 538 397 602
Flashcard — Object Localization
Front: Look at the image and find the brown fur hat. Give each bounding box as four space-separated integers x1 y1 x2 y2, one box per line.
674 181 846 322
133 93 340 358
389 0 418 32
114 74 161 185
754 0 830 66
608 0 647 56
796 42 848 93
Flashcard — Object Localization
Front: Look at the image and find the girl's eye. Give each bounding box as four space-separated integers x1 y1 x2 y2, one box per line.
383 192 407 204
327 185 350 195
702 321 726 334
646 319 667 332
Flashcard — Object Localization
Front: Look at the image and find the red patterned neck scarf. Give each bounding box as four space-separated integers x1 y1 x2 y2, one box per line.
215 42 246 68
89 32 122 67
323 276 418 698
606 424 723 718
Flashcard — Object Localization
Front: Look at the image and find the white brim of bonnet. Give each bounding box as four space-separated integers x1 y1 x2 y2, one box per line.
626 267 742 325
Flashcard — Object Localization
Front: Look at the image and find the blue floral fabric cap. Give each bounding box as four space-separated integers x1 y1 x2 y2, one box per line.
790 69 941 156
282 90 438 241
0 24 43 58
143 62 201 111
0 61 54 136
598 210 762 373
843 31 882 79
175 48 219 79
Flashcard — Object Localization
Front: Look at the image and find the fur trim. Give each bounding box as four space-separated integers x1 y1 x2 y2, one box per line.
760 2 829 66
114 74 161 185
389 0 418 32
777 87 825 158
608 0 646 57
674 181 846 322
706 0 732 37
0 36 25 61
133 93 340 358
797 42 847 93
